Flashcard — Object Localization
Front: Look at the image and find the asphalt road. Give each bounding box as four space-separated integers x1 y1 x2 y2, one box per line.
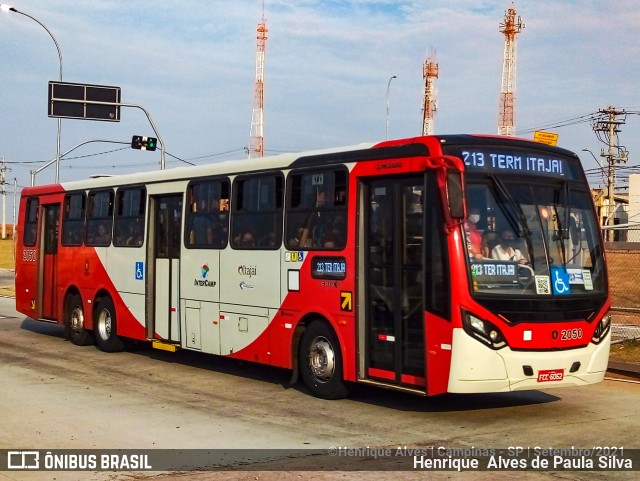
0 296 638 481
0 269 14 287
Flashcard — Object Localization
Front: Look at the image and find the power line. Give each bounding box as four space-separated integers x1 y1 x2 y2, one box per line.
516 112 596 135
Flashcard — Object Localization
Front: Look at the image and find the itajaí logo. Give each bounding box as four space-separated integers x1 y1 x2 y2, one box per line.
194 264 216 287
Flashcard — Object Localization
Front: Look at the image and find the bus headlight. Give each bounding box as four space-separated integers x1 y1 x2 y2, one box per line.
462 310 507 350
591 312 611 344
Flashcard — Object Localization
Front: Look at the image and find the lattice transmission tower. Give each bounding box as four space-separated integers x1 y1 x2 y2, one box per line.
248 6 268 158
497 6 524 136
422 50 439 136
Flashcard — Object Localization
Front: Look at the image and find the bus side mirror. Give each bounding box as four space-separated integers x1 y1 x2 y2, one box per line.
446 170 465 220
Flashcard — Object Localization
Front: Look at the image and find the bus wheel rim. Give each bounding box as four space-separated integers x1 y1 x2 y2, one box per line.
70 306 84 333
98 309 112 339
308 336 335 383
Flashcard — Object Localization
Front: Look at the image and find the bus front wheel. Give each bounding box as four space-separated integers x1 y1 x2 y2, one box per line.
299 321 347 399
94 297 124 353
65 293 94 346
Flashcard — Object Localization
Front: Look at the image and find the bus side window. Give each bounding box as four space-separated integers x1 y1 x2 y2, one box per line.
285 168 348 251
114 187 145 248
62 193 85 247
186 178 230 249
86 190 114 247
231 174 283 250
23 197 39 247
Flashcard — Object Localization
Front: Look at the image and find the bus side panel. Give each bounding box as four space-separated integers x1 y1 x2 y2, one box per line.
227 214 357 379
424 312 454 396
62 247 146 340
103 247 147 339
15 232 38 318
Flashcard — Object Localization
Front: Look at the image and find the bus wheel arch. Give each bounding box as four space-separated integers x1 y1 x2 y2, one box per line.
297 317 348 399
93 294 124 352
63 289 94 346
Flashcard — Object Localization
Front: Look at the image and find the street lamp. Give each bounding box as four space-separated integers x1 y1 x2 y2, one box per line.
385 75 397 140
582 148 606 185
1 3 63 183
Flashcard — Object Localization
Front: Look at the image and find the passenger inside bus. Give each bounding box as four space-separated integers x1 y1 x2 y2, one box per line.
257 231 278 248
289 226 313 248
125 221 143 246
92 222 111 245
491 228 527 264
63 225 82 245
237 231 255 247
481 230 499 258
464 208 484 259
321 215 345 249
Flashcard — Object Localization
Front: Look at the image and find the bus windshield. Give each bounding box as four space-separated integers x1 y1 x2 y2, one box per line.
464 177 606 296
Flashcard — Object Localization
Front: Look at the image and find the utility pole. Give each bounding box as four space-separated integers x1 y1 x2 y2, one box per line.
13 178 17 240
0 158 6 240
591 106 628 240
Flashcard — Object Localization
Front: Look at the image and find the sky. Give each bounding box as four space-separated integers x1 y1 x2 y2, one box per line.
2 0 640 220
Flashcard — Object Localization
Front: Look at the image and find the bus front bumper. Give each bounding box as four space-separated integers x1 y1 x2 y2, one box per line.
446 328 611 393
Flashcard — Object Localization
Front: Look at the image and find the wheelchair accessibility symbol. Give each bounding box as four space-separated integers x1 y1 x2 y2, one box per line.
550 267 570 295
135 262 144 280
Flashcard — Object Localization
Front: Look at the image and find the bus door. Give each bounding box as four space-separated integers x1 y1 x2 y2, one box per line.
147 194 182 343
361 176 426 387
37 203 60 320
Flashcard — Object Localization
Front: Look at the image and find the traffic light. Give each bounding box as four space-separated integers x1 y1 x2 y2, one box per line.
131 135 157 151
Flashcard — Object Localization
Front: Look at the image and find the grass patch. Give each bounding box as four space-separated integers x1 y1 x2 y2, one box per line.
609 338 640 363
0 238 16 270
0 238 16 297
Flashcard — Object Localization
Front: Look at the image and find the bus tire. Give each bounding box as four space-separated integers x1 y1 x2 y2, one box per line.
65 293 94 346
299 320 348 400
94 296 124 353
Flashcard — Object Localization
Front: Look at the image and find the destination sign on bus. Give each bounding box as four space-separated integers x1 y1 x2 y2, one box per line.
462 150 565 175
470 260 519 287
312 256 347 280
442 145 581 180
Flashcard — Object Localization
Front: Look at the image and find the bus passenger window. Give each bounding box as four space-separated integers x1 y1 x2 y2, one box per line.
113 187 144 248
285 168 348 251
62 193 85 247
231 174 283 250
186 179 230 249
23 198 39 247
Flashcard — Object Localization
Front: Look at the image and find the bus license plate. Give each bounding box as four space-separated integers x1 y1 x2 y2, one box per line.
537 369 564 382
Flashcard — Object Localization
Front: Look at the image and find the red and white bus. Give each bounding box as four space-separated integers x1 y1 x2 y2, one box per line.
15 135 611 399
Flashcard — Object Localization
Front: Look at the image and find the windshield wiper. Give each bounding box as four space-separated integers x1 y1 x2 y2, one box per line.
490 175 536 269
552 181 570 268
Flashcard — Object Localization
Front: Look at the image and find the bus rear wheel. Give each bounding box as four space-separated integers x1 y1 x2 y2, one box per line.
299 321 347 399
65 293 94 346
94 297 124 353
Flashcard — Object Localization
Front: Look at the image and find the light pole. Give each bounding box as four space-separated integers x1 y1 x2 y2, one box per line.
1 3 63 183
582 148 606 185
385 75 396 140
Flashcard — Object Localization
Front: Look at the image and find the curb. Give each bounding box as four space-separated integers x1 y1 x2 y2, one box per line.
607 360 640 376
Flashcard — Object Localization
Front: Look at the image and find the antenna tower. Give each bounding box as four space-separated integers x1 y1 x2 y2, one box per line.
497 6 524 136
249 4 268 158
422 50 439 136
